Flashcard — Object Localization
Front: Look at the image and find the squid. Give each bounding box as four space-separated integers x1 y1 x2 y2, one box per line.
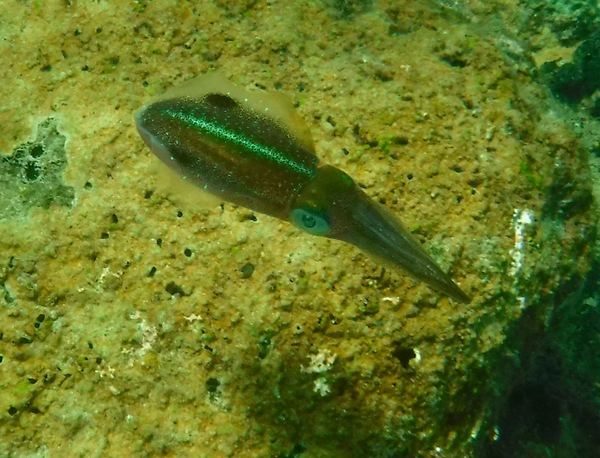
135 73 470 303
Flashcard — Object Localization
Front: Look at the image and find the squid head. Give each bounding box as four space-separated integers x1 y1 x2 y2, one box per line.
289 165 471 303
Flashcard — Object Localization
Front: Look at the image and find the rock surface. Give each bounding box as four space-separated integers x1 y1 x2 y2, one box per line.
0 1 597 456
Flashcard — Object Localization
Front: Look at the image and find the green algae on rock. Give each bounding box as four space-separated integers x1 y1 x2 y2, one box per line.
0 118 74 220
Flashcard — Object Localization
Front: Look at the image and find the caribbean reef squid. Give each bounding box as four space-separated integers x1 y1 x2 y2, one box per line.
135 73 470 303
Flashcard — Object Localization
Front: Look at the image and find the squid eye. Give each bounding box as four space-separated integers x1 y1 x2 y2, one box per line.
290 208 331 236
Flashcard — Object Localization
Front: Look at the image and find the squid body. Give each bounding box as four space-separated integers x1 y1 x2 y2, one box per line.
135 73 470 303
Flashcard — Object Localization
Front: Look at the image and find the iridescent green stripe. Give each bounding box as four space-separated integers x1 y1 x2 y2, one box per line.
164 108 315 177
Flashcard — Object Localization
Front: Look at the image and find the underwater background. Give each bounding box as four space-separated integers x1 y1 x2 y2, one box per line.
1 0 599 457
